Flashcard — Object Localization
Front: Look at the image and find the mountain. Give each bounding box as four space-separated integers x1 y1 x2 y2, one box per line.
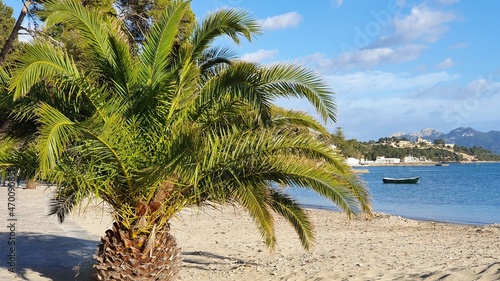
394 128 444 140
392 127 500 154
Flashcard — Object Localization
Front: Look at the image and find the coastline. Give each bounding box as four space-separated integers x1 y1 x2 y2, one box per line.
352 160 500 167
1 187 499 281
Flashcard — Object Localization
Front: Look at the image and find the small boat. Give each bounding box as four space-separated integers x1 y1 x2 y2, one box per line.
382 177 419 184
435 162 449 166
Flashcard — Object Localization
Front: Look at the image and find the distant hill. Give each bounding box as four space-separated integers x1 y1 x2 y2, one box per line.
392 127 500 154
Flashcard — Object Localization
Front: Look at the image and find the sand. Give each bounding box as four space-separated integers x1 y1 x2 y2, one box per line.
1 186 499 280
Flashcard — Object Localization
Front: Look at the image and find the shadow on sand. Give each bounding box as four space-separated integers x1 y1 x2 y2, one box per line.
1 232 264 280
182 251 257 271
0 232 98 281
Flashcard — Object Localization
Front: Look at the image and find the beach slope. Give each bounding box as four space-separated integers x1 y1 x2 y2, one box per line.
1 187 499 280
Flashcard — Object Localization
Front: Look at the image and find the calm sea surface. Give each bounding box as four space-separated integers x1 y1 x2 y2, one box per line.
286 162 500 225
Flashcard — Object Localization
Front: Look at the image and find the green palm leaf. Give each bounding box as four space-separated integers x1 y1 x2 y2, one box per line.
42 0 132 91
9 42 80 100
35 103 80 171
232 181 277 249
43 0 118 66
192 8 261 59
269 190 314 250
140 0 189 85
271 106 331 135
0 66 8 86
260 63 337 122
200 61 273 123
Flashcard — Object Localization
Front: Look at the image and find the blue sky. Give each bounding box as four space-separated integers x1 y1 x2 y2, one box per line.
5 0 500 140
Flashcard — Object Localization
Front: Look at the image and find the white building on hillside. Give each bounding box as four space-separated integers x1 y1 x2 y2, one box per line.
417 138 433 145
397 140 412 147
374 156 400 164
345 157 360 166
404 156 419 163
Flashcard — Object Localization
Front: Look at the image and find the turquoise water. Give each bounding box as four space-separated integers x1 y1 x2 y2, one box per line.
286 162 500 225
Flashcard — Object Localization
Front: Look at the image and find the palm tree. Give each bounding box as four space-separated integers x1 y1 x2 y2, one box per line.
8 0 372 280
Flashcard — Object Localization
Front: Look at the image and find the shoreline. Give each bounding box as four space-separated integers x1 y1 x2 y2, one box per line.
351 160 500 167
299 203 498 227
1 187 500 280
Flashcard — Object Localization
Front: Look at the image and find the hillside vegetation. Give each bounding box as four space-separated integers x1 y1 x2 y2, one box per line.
330 129 500 162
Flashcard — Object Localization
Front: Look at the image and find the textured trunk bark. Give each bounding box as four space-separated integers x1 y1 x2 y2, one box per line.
24 180 38 189
0 1 31 65
94 222 182 280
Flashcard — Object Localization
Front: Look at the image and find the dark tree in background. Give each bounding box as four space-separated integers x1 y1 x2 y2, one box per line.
115 0 195 44
0 0 23 66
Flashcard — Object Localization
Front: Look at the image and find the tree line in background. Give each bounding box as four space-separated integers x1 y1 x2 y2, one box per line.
330 128 500 162
0 0 196 66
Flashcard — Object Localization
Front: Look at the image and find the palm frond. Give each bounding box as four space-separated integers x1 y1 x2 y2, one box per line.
270 106 330 136
48 179 91 223
78 126 135 196
42 0 114 64
0 138 19 165
9 42 80 100
49 189 78 223
269 190 314 250
140 0 189 85
199 46 236 74
194 128 368 216
35 103 80 172
269 159 360 216
233 181 276 249
331 172 373 216
0 66 9 86
42 0 132 88
107 35 133 95
191 8 261 59
200 61 273 124
259 63 337 122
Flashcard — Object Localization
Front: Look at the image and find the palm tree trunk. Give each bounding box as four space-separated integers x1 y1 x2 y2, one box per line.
25 179 38 189
0 1 31 65
94 222 182 280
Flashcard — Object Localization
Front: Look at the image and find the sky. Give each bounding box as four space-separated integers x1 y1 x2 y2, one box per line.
5 0 500 141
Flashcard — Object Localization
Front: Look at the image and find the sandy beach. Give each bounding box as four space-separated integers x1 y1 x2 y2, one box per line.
1 187 499 280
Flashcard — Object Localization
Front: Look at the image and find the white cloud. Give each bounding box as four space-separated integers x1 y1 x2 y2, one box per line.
240 49 279 63
273 71 498 141
466 78 500 98
447 42 468 50
301 45 427 71
326 70 460 95
337 45 427 68
337 95 463 140
410 78 500 100
332 0 343 8
298 5 460 72
436 0 460 5
335 76 500 141
258 12 303 31
330 5 460 71
437 57 456 69
375 6 459 46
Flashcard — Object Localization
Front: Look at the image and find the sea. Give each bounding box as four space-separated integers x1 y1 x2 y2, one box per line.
286 162 500 225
